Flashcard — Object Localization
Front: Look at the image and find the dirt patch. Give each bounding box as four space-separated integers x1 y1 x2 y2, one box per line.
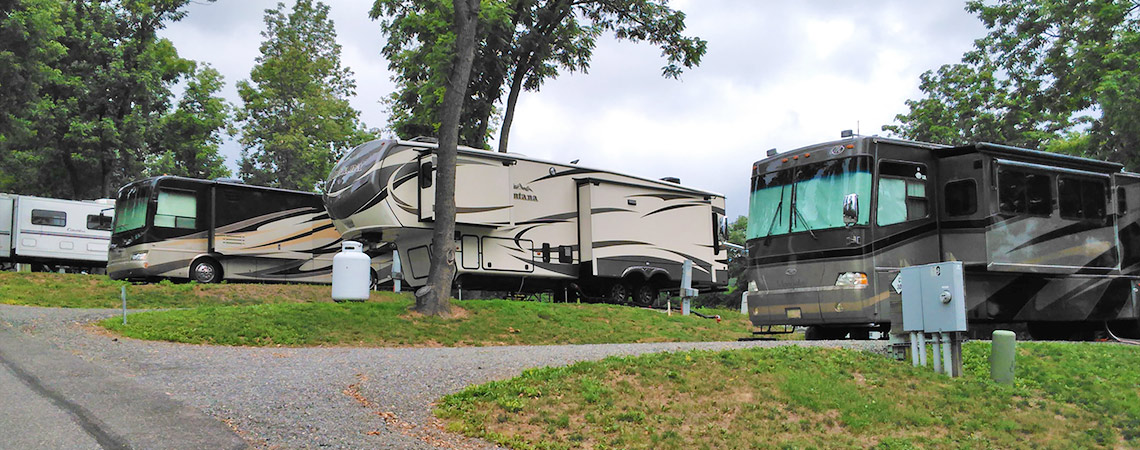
400 305 470 321
344 373 487 449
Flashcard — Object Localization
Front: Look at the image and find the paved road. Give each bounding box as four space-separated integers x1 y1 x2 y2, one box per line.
0 304 888 449
0 313 248 450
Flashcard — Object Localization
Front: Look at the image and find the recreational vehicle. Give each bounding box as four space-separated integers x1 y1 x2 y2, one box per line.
107 176 389 285
0 194 115 272
323 138 729 303
744 135 1140 340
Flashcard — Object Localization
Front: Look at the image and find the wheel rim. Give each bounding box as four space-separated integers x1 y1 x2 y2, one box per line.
635 286 656 306
609 283 628 302
194 262 216 283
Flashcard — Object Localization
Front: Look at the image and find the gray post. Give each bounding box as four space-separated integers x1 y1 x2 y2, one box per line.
680 259 695 316
990 330 1016 385
740 291 748 315
931 333 942 373
121 285 127 325
910 332 920 366
916 332 927 367
392 249 402 293
941 332 954 376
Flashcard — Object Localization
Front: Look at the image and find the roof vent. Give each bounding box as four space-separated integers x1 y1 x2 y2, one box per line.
409 136 438 143
766 148 778 157
215 177 244 184
661 177 681 184
841 129 854 138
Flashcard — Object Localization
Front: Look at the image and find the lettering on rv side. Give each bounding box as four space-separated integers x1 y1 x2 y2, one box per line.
513 183 538 202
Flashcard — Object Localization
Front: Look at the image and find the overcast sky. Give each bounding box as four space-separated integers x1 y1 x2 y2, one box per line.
160 0 987 219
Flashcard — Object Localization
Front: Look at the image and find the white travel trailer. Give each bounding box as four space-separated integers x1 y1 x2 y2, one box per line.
0 194 115 272
323 138 729 303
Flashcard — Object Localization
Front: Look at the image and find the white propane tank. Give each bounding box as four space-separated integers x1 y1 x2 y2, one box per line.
332 241 371 302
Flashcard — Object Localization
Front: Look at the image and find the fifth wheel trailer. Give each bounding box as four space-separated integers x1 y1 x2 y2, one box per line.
323 138 729 303
0 194 115 272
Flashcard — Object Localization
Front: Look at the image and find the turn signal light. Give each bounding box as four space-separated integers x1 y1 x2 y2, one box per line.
835 272 868 287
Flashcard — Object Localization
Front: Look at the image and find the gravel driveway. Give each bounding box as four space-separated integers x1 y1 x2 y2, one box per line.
1 304 889 449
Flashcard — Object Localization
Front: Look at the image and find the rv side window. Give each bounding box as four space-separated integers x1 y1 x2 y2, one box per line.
998 168 1052 216
419 161 433 189
1119 187 1128 216
87 214 113 231
155 189 197 229
944 179 977 216
1058 176 1107 221
31 209 66 227
876 161 928 226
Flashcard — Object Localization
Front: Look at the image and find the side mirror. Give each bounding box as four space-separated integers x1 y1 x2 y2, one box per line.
842 193 859 227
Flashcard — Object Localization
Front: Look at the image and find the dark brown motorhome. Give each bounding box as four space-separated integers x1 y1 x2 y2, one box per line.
744 136 1140 340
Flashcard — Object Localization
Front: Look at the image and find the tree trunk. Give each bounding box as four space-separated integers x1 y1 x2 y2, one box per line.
496 1 572 153
496 57 529 153
414 0 480 316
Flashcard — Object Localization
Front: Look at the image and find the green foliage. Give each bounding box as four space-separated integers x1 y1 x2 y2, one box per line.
886 0 1140 170
372 0 707 150
0 0 65 154
0 0 199 198
237 0 374 191
439 343 1140 449
146 64 232 179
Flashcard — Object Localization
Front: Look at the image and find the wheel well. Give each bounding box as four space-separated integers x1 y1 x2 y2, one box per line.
647 273 671 289
190 255 222 279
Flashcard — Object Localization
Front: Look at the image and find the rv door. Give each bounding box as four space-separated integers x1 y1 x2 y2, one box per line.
418 154 436 222
0 194 12 259
1114 172 1140 270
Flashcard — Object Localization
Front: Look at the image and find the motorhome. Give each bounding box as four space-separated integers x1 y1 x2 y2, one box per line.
107 176 389 285
0 194 115 272
744 135 1140 340
323 138 729 303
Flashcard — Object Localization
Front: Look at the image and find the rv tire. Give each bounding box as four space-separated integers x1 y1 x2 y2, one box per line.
190 259 222 284
633 284 658 307
804 326 848 340
608 281 632 304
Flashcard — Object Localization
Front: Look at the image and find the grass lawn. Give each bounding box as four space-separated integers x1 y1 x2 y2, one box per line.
99 299 751 346
436 342 1140 449
3 273 753 347
0 272 375 308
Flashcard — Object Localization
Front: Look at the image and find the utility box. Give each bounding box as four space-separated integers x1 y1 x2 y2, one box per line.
900 262 967 332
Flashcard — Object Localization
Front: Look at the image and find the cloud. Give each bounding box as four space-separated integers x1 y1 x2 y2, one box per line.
161 0 987 219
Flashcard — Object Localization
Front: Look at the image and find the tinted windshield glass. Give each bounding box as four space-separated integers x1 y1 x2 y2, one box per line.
114 184 150 233
747 156 871 239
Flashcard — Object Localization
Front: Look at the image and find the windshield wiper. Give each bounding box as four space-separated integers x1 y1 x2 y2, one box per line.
790 182 818 240
763 185 786 245
791 202 818 240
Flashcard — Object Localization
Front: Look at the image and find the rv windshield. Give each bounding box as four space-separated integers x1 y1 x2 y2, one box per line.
114 184 150 234
747 156 871 240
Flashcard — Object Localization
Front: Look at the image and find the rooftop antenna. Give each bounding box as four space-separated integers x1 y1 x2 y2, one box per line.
857 120 860 136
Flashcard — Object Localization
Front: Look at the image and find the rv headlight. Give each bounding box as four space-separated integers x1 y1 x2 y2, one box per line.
835 272 868 287
131 251 148 261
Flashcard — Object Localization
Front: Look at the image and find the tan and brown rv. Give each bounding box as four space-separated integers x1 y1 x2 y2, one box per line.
323 138 729 304
107 176 389 285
